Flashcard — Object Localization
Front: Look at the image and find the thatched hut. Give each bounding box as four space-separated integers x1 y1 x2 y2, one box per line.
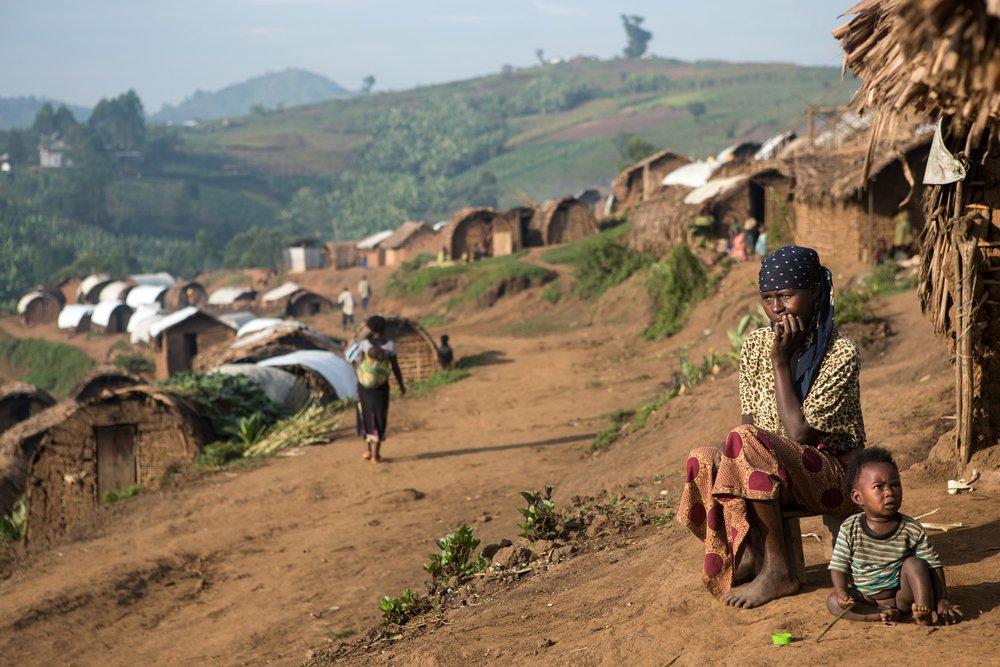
836 0 1000 465
628 186 697 257
502 206 537 249
530 197 600 246
0 383 55 433
17 290 61 326
90 300 133 334
356 317 440 384
207 286 257 310
17 388 213 547
443 208 498 260
258 350 357 404
193 322 343 371
611 149 692 214
381 221 440 266
149 307 237 379
77 274 112 304
68 365 142 402
57 304 94 333
163 281 208 310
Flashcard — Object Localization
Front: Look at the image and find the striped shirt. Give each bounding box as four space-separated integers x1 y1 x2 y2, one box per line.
829 513 942 596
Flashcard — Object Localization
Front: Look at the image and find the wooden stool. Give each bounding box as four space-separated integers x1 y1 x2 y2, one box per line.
781 511 844 584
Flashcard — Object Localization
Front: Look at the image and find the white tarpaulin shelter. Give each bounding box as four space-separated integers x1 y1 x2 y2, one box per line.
57 304 94 330
126 285 168 308
662 161 717 188
258 350 357 400
683 175 750 206
214 364 310 412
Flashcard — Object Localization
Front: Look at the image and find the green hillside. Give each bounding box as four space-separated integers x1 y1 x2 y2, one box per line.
0 57 856 307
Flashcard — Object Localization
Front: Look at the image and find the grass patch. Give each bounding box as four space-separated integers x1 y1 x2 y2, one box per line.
540 282 562 304
539 223 652 300
330 628 357 641
836 261 916 324
417 313 448 328
643 244 712 339
0 498 27 544
112 353 154 375
225 273 253 287
504 311 579 337
0 329 95 398
587 408 635 453
406 367 470 398
538 222 631 265
103 484 141 504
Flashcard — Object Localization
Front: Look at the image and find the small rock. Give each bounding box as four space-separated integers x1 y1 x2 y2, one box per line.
492 545 533 569
481 539 512 560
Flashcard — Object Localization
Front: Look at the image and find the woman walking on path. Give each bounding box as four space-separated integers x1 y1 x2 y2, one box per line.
354 315 405 463
678 246 865 608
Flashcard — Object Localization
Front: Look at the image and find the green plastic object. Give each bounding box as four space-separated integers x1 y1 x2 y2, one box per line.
771 632 793 645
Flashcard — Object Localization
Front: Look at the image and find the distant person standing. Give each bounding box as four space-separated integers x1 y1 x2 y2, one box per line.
337 286 355 331
358 275 372 312
437 334 454 368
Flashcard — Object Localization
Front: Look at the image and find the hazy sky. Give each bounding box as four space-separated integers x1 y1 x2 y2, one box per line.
1 0 854 112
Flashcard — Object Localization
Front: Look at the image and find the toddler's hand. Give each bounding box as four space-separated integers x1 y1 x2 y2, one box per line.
937 598 963 625
837 592 853 609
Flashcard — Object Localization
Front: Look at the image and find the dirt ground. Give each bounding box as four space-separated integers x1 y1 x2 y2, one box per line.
1 261 998 666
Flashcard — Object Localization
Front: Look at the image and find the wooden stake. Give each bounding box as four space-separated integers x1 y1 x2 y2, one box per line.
816 601 855 643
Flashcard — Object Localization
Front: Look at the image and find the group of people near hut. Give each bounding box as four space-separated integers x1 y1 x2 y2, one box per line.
680 245 960 626
690 203 768 263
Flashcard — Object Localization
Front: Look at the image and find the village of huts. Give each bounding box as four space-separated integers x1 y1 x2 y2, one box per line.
3 4 1000 665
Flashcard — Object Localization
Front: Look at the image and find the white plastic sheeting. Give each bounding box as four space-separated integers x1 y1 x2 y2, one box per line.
217 311 257 330
208 286 256 305
91 300 132 327
260 282 300 303
127 305 163 333
125 284 168 308
128 272 175 287
754 131 797 161
356 230 394 250
662 160 717 188
683 175 750 206
17 291 48 314
57 304 94 330
129 312 167 344
236 318 287 337
77 274 111 300
98 280 133 303
258 350 357 400
214 364 310 412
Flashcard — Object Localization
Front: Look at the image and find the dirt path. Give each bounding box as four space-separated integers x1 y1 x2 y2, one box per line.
2 264 998 667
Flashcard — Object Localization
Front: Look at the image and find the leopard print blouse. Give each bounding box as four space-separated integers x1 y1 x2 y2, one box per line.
738 327 865 451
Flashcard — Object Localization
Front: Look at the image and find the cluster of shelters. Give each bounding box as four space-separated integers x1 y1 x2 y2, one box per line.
835 0 1000 465
617 112 932 278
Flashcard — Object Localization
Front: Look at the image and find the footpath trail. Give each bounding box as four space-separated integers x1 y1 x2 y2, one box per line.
0 315 666 666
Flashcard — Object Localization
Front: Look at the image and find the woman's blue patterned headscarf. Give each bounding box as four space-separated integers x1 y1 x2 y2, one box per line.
758 245 834 402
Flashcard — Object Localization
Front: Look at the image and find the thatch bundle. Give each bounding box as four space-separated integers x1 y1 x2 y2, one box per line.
835 0 1000 169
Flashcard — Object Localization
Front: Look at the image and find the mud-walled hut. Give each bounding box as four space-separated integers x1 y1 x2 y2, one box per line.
17 290 62 326
381 221 440 266
530 197 600 246
836 0 1000 465
90 300 133 334
259 282 334 318
57 304 94 333
68 365 142 402
258 350 357 404
0 383 55 433
356 230 394 269
164 281 208 310
357 317 440 384
193 322 342 371
325 241 359 270
148 307 237 380
207 286 257 311
443 208 497 260
610 149 691 215
76 274 113 304
18 388 213 548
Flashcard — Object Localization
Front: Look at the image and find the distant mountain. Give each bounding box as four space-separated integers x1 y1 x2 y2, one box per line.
153 68 354 123
0 96 91 130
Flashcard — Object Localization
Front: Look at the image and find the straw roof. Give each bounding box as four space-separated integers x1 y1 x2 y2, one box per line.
0 382 55 406
67 365 142 402
381 221 434 250
835 0 1000 172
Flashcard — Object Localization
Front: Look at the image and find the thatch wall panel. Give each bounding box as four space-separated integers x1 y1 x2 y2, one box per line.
0 383 56 434
358 318 440 385
532 198 599 246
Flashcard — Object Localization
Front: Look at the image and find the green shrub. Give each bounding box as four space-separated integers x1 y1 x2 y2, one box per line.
517 488 559 540
113 353 154 375
836 290 870 324
103 484 141 503
0 497 27 544
424 525 488 593
0 331 95 398
158 371 286 436
196 440 247 469
571 235 652 300
540 282 562 304
643 244 710 339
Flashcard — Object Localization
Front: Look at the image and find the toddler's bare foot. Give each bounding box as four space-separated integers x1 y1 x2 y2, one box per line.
912 603 936 626
878 606 900 623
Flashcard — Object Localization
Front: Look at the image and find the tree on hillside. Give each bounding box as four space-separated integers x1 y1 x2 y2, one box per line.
466 171 499 208
535 48 546 65
686 101 707 120
362 75 375 94
89 90 146 151
613 131 658 170
622 15 652 59
35 103 77 136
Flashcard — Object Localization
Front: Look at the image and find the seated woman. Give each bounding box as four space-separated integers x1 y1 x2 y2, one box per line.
678 245 865 608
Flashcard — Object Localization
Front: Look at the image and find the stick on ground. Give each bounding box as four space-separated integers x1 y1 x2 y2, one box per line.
816 601 855 643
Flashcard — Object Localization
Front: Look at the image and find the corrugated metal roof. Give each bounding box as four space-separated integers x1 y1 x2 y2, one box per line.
260 282 300 303
258 350 357 399
683 175 750 206
355 230 394 250
57 304 94 329
91 300 131 327
208 286 256 305
125 284 168 308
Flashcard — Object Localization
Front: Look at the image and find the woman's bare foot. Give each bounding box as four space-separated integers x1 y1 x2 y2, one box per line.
733 550 757 585
912 603 937 626
724 569 799 608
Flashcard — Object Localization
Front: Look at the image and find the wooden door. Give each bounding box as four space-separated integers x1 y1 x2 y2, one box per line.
493 231 513 256
96 424 137 498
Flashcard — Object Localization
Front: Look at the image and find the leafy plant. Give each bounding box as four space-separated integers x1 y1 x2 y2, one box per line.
540 282 562 304
112 353 154 375
0 497 27 544
643 244 711 339
103 483 141 503
379 588 427 626
159 371 286 437
423 525 488 593
569 234 653 300
230 412 268 447
727 306 768 354
517 487 559 540
587 408 634 453
196 440 247 469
